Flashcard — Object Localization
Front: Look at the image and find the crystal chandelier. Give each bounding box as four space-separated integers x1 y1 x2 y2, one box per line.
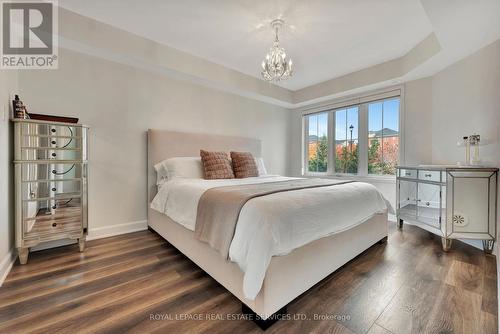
261 19 293 82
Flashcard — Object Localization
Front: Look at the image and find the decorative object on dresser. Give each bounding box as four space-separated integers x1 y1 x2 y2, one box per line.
396 165 498 253
28 113 79 124
12 118 89 264
12 95 28 119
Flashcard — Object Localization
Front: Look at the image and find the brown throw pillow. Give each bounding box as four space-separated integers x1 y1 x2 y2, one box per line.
200 150 235 179
230 151 259 178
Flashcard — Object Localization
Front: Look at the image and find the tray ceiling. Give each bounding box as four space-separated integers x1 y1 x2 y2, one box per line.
58 0 434 90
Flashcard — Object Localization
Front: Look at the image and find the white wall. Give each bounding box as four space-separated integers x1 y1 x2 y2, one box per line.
0 70 18 283
430 40 500 166
17 48 291 233
403 77 433 166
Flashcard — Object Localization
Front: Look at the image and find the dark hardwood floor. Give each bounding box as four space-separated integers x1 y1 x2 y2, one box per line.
0 223 497 334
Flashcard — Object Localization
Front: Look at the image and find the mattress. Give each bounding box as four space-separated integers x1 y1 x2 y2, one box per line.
151 175 392 299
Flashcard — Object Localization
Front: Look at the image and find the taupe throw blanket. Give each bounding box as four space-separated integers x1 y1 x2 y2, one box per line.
194 178 354 258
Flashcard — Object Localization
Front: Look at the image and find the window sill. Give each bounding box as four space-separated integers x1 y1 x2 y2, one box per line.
302 173 396 184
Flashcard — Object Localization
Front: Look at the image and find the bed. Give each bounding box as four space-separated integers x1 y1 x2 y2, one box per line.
147 129 389 324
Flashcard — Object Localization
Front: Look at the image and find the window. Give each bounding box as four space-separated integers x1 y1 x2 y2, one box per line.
368 99 400 175
306 112 328 173
335 107 358 174
303 93 401 177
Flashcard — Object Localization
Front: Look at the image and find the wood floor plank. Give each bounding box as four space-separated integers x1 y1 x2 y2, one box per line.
0 260 194 333
336 261 405 334
0 250 178 307
445 260 484 295
95 275 230 334
480 310 498 334
375 278 442 334
0 255 189 325
482 276 498 315
0 245 174 305
46 272 212 334
423 284 482 334
128 292 236 334
483 255 497 278
366 323 393 334
0 224 496 334
5 237 166 282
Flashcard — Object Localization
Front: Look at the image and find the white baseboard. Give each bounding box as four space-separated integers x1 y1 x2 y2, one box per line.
87 220 148 241
0 248 16 287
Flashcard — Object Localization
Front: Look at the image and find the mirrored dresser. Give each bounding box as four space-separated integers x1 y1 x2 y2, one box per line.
13 118 89 264
396 166 498 253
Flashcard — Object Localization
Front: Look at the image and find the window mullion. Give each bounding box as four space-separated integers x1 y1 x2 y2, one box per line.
327 111 335 175
303 116 309 175
344 112 348 174
381 103 384 165
358 104 368 176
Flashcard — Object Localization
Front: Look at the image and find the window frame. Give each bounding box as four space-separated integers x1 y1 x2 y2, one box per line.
302 86 404 180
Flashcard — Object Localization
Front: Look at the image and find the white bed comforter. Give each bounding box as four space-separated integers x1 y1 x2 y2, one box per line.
151 175 392 300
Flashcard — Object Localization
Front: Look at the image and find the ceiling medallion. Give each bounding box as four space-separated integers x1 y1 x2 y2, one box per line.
261 19 293 82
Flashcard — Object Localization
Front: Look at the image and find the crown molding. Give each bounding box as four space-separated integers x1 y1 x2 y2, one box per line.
55 8 445 109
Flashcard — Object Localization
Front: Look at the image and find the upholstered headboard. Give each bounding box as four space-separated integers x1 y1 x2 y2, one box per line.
147 129 262 204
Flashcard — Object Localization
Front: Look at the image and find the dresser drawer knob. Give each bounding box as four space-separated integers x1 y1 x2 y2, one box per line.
51 129 56 133
51 153 57 157
405 172 411 176
51 140 56 145
52 223 57 227
51 187 56 192
424 174 432 177
52 205 57 209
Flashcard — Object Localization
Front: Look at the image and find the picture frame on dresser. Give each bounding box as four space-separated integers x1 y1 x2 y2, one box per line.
12 118 89 264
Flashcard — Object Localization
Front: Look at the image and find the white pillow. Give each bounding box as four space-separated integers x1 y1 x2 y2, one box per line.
154 157 204 185
154 161 169 186
255 157 267 176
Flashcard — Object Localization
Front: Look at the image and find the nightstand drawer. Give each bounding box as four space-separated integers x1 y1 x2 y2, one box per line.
418 170 442 182
399 168 417 179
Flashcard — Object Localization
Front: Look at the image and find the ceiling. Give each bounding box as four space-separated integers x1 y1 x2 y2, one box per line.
57 0 435 91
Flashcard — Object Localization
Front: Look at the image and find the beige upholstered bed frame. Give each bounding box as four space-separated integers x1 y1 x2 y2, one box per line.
147 129 388 319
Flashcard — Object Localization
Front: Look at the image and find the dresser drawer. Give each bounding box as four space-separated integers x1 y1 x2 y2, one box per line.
23 198 82 239
21 179 81 201
399 168 417 179
20 134 83 150
19 147 83 161
418 170 442 182
21 163 85 181
21 122 85 138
